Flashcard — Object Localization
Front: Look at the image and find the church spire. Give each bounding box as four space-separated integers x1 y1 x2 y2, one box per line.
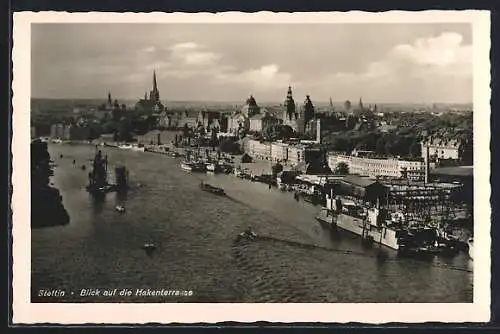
153 70 158 92
107 92 112 106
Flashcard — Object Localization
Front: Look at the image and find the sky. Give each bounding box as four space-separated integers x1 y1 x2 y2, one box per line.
31 23 473 104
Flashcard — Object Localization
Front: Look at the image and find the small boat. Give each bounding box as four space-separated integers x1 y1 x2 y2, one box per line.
206 163 219 173
142 242 156 255
115 205 126 213
181 161 206 172
143 242 156 249
236 229 258 242
181 161 193 171
200 182 226 196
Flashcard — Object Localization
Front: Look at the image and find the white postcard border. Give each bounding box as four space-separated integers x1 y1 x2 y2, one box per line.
12 10 491 324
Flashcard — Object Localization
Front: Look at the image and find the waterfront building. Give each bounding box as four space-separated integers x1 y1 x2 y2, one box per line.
420 136 470 161
247 138 272 160
270 142 289 163
327 153 426 181
50 123 92 140
287 144 324 167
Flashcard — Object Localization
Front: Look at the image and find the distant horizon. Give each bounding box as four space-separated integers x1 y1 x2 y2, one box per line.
31 96 473 107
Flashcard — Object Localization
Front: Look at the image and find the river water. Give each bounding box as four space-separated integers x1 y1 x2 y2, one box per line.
31 142 473 303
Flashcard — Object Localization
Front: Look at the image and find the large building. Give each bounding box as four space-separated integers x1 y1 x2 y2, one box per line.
135 71 165 113
270 142 289 163
246 139 271 160
420 136 471 162
327 153 426 181
50 123 93 141
249 111 280 133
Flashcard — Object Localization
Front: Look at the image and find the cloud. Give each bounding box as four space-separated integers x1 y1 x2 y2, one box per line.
170 42 199 51
305 32 472 102
214 64 292 90
169 42 221 66
141 46 157 53
391 32 471 67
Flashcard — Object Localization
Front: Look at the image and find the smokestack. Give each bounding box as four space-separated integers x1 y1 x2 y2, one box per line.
424 144 430 184
316 119 321 144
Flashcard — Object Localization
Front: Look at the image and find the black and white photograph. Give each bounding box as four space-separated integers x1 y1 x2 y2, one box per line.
12 11 491 324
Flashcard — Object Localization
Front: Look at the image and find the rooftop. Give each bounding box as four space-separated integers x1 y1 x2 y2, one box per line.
341 175 379 188
431 166 473 177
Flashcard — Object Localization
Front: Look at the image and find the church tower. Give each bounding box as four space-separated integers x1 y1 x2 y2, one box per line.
150 70 160 103
284 86 296 121
303 95 315 125
107 92 112 108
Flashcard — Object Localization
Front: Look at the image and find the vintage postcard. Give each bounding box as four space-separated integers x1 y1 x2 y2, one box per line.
12 11 491 324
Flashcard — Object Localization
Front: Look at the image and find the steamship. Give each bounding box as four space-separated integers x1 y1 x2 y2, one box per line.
315 145 452 252
86 148 129 195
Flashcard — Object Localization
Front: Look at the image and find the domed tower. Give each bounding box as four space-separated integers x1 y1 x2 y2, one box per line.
243 94 260 118
303 95 315 125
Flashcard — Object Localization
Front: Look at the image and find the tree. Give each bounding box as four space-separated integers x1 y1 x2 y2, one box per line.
272 162 284 176
334 162 349 175
263 124 294 141
219 138 240 154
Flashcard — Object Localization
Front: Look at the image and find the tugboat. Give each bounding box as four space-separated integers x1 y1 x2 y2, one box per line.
200 181 226 196
115 205 126 213
236 227 258 242
142 242 156 256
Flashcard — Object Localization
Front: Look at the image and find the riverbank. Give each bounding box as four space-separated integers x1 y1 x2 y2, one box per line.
31 140 70 228
31 142 473 303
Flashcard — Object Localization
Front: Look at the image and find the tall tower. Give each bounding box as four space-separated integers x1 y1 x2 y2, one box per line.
284 86 296 121
150 70 160 103
107 92 112 107
303 95 315 125
359 97 364 111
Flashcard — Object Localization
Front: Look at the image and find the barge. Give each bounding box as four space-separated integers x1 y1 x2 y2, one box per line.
200 182 226 196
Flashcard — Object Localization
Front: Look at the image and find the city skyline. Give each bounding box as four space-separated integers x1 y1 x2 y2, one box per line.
32 23 473 104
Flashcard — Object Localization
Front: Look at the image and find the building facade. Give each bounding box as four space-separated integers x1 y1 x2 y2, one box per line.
270 142 289 162
249 111 280 133
247 139 271 160
420 137 462 161
327 153 425 180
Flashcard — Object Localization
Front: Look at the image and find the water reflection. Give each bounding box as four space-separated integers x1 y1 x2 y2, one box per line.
90 193 106 215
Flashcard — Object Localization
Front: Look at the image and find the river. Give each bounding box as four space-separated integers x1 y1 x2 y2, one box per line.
31 142 473 303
